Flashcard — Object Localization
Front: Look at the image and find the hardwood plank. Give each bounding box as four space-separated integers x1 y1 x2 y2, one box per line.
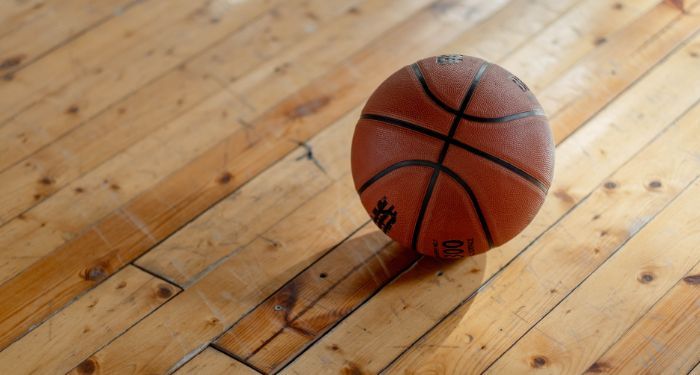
436 0 579 63
0 0 48 36
0 90 251 282
0 66 222 223
129 2 612 369
444 0 700 153
0 0 373 271
198 1 661 370
186 0 367 85
134 105 359 286
0 2 695 374
488 177 700 374
690 361 700 375
282 35 700 374
499 0 658 92
542 0 700 142
0 0 432 281
0 0 369 235
1 0 696 370
0 1 696 369
174 348 259 375
139 0 583 292
124 2 604 369
0 265 178 374
0 0 139 76
65 181 370 374
0 0 511 353
586 264 700 375
0 0 200 122
386 81 700 375
441 0 700 147
5 0 608 284
214 224 415 373
0 0 277 170
143 0 693 370
52 6 552 371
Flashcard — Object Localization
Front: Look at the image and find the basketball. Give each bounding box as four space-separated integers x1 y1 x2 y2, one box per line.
351 55 554 258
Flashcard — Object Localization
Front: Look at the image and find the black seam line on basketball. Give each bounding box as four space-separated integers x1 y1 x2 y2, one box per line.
360 114 548 192
363 109 545 125
411 168 440 252
358 159 495 249
438 61 490 164
411 61 491 251
410 63 459 114
357 160 437 194
458 62 490 117
409 63 546 124
436 162 494 248
463 108 546 123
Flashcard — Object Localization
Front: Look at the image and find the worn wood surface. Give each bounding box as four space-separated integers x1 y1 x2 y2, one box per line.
174 348 260 375
0 0 698 374
0 266 179 374
585 261 700 375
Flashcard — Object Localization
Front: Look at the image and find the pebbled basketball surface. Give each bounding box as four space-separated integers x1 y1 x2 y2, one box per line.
351 55 555 258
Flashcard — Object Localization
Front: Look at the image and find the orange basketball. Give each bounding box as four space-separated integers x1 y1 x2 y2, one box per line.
351 55 554 258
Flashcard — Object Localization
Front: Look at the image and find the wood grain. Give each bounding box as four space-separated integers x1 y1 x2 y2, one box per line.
499 0 658 92
0 0 45 35
66 191 369 374
488 175 700 374
0 0 364 226
174 348 259 375
204 0 672 370
215 224 416 373
137 0 579 293
0 0 277 170
0 266 178 374
0 0 698 372
0 0 435 292
385 57 700 375
0 0 139 76
132 0 608 370
0 0 508 353
132 0 580 288
542 0 700 142
0 0 436 281
284 34 700 374
133 103 357 286
691 362 700 375
586 262 700 375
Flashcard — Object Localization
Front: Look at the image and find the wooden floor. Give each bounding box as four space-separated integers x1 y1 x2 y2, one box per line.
0 0 699 374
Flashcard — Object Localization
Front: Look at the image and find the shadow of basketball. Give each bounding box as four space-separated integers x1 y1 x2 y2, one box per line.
241 224 487 373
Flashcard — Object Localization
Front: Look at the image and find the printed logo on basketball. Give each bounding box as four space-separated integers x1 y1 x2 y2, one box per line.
432 239 474 258
372 196 397 234
511 75 530 92
436 54 463 65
